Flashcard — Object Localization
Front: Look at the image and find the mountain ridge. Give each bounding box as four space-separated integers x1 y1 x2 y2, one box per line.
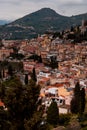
0 8 87 39
0 20 10 25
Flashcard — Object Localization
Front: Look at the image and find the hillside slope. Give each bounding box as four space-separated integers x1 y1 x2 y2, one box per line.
0 8 87 39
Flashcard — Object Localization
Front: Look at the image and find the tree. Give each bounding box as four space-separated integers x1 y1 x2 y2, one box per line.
28 54 42 63
24 111 43 130
8 62 23 72
0 77 42 130
0 38 3 48
24 74 28 85
10 53 25 60
47 101 59 126
70 82 81 114
70 26 74 32
50 56 58 69
70 82 86 114
8 64 13 77
31 67 37 82
59 114 71 126
0 107 10 130
38 55 42 63
0 70 2 79
2 69 5 79
70 97 79 114
80 88 86 113
74 82 80 98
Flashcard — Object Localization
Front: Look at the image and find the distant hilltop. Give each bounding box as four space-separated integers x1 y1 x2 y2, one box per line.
0 20 10 25
0 8 87 39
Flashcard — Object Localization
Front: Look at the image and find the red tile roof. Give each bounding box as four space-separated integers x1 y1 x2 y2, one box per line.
0 101 4 107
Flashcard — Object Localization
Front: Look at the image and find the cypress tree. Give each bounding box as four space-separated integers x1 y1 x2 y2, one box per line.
39 55 42 63
74 82 80 98
70 82 81 114
80 88 85 113
47 101 59 126
50 56 58 69
8 65 13 77
24 74 28 85
70 97 79 114
31 68 37 82
0 70 2 79
2 69 5 78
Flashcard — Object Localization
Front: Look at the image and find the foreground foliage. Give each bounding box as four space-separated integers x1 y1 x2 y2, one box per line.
0 76 42 130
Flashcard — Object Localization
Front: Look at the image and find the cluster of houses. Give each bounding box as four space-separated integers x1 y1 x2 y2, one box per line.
0 21 87 113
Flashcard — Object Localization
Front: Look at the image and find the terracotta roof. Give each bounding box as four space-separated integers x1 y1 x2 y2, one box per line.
53 83 64 88
0 101 4 107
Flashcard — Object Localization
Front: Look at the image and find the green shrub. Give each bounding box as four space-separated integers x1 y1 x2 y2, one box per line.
59 114 71 126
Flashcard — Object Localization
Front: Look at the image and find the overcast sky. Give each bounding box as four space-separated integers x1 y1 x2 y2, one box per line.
0 0 87 21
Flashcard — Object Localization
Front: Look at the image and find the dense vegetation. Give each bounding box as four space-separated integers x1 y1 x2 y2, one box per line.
0 77 43 130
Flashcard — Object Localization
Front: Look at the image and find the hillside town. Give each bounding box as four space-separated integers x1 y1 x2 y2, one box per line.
0 20 87 116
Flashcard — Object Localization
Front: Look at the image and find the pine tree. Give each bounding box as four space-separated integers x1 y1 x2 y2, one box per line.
0 77 42 130
47 101 59 126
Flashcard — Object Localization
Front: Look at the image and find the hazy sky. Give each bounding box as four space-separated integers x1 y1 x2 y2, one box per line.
0 0 87 20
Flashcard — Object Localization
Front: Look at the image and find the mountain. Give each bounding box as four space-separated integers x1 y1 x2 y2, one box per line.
0 8 87 39
0 20 10 25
